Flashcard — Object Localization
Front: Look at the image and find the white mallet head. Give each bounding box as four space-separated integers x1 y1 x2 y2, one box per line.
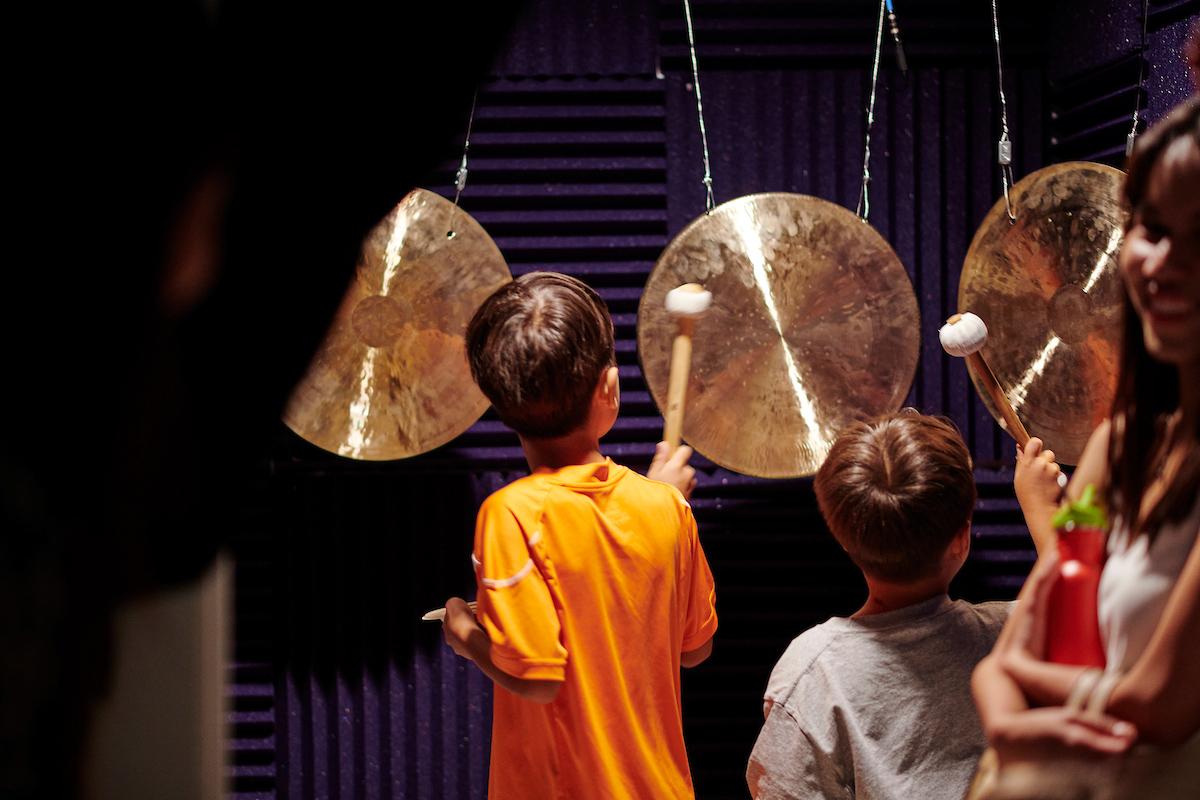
665 283 713 318
939 312 988 357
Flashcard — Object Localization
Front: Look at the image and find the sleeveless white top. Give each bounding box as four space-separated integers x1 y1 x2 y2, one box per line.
1097 493 1200 672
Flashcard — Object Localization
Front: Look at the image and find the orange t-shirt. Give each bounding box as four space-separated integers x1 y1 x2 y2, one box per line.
473 459 718 800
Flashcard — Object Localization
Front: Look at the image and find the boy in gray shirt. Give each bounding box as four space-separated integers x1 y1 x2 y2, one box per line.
747 412 1055 800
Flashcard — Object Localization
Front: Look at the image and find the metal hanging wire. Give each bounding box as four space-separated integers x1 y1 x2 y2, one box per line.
446 89 480 239
681 0 716 213
452 89 479 210
1126 0 1149 157
856 0 888 222
991 0 1017 223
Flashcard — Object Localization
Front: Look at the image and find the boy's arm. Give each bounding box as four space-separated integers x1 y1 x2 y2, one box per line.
460 496 568 697
648 441 697 499
443 597 561 704
746 702 846 800
1013 437 1064 555
681 637 713 668
679 506 718 664
973 555 1135 762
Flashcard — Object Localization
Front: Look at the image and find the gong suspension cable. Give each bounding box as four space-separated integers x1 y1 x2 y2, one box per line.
682 0 715 212
991 0 1016 222
452 89 480 209
1126 0 1149 157
856 0 887 222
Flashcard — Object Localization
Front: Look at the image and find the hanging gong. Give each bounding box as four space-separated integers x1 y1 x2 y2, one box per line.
959 162 1125 465
638 193 920 478
283 188 511 460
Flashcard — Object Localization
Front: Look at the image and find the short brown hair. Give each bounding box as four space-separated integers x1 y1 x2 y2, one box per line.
813 412 976 582
466 272 615 438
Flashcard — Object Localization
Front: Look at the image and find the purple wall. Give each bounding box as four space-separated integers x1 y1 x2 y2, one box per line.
230 2 1198 799
1049 0 1198 123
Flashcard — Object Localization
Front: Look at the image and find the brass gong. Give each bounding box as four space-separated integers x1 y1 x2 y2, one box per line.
284 188 511 459
639 193 920 478
959 162 1125 465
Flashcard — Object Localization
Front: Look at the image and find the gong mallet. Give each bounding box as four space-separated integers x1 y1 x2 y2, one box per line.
940 311 1030 444
940 312 1067 488
663 284 713 450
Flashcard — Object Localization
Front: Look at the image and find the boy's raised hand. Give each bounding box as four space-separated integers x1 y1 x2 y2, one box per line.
1014 437 1064 554
648 441 697 499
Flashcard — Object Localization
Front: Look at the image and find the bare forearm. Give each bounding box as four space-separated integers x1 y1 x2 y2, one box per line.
1004 654 1200 744
974 655 1031 734
1025 515 1057 557
1003 653 1087 708
1106 674 1199 746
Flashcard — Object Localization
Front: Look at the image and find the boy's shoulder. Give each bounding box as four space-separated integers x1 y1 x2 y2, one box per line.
480 461 690 520
953 598 1013 632
478 473 555 524
764 599 1012 707
962 597 1014 614
615 463 691 503
763 621 844 708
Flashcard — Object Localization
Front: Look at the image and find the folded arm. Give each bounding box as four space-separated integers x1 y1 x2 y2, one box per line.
972 552 1136 761
1002 534 1200 746
1001 420 1200 746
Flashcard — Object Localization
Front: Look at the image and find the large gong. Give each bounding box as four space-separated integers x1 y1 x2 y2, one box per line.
638 193 920 478
959 162 1125 465
284 188 511 460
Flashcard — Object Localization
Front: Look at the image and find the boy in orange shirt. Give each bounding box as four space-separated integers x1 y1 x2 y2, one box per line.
441 271 718 800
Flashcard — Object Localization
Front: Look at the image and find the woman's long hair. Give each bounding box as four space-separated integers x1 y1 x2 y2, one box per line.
1106 96 1200 537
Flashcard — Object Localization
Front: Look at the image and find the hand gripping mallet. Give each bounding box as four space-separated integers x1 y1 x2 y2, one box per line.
940 312 1067 487
663 284 713 450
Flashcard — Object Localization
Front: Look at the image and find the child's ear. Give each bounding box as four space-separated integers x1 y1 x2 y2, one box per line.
950 523 972 560
601 365 620 409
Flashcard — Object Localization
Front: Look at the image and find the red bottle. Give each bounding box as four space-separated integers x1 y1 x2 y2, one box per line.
1045 486 1107 668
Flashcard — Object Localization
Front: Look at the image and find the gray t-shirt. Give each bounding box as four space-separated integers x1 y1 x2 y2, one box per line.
747 595 1011 800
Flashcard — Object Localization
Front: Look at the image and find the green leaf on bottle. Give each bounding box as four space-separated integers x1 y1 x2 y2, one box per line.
1051 484 1108 531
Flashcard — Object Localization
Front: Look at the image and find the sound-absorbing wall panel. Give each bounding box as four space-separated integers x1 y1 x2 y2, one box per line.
230 1 1079 798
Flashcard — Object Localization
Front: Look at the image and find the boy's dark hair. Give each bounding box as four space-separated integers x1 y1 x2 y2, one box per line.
813 412 976 582
466 271 615 438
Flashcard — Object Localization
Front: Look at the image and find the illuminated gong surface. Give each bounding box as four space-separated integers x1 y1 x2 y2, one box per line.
959 162 1124 465
638 193 920 478
284 188 511 460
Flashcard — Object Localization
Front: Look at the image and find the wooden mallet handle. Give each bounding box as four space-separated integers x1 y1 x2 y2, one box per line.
664 317 695 449
663 284 712 450
941 312 1030 447
965 350 1030 447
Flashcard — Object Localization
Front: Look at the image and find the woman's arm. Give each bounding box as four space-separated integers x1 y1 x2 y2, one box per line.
1002 419 1200 745
973 652 1031 738
1004 530 1200 745
996 421 1112 701
1105 535 1200 745
1066 418 1110 500
974 556 1136 762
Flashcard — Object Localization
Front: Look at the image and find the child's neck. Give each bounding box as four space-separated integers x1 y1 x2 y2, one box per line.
520 429 605 473
853 573 950 618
